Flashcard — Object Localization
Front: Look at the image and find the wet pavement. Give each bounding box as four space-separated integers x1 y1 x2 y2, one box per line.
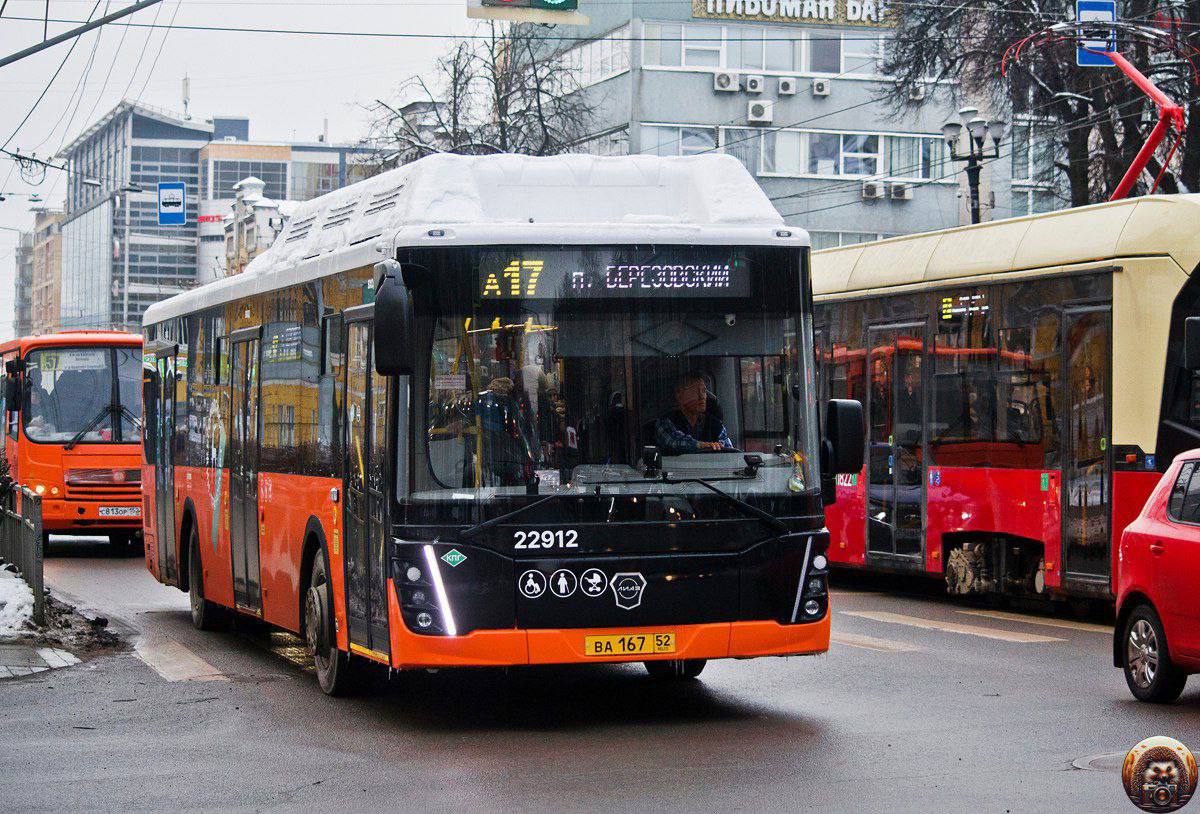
1 537 1198 812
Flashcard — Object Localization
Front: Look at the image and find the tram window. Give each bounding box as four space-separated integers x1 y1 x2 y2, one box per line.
1169 461 1200 523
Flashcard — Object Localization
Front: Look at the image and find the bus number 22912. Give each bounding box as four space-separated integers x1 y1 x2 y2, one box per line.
513 530 579 550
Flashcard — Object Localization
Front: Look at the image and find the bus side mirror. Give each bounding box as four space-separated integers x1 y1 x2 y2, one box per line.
373 259 415 377
1185 317 1200 372
823 399 864 476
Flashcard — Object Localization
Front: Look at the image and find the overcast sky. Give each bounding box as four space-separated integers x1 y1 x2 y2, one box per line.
0 0 473 340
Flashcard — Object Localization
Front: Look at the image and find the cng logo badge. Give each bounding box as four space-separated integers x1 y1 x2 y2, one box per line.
610 572 647 610
441 549 467 568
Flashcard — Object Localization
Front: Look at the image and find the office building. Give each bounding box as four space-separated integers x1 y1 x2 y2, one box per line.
30 209 65 335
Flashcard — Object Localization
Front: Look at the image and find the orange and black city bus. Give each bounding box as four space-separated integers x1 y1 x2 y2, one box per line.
812 194 1200 603
140 153 862 694
1 331 144 552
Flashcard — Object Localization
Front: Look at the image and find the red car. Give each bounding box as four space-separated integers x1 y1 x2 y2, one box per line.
1115 449 1200 702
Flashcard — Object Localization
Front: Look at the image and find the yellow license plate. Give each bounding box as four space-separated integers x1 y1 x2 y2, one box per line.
584 633 675 657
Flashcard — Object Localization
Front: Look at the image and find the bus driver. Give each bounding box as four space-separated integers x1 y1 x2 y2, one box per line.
655 372 734 454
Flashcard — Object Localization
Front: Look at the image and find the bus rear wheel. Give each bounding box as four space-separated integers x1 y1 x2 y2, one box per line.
644 659 707 680
188 526 228 631
304 547 360 696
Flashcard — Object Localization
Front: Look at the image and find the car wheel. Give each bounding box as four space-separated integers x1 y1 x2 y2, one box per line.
304 546 361 696
644 659 707 680
1123 604 1187 703
188 526 227 631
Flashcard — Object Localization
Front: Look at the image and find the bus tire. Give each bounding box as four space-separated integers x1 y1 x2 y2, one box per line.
304 546 360 696
1123 604 1187 703
644 659 707 680
188 525 228 631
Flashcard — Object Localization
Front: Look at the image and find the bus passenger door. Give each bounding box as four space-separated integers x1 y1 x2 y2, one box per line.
866 324 926 561
229 334 263 614
342 314 390 658
154 351 179 583
1062 308 1111 586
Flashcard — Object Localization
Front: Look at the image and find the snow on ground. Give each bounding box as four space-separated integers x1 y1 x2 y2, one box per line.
0 565 34 636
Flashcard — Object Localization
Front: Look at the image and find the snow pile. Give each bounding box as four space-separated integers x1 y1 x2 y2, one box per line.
0 565 34 636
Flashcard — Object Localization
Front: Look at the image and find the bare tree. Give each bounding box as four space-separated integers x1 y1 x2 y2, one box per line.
362 21 596 172
881 1 1200 205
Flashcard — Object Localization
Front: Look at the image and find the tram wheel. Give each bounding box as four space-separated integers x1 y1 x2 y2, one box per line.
644 659 707 680
1123 604 1187 703
304 546 362 696
188 526 228 631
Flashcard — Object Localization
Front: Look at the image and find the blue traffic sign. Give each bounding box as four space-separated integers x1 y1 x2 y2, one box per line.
1076 0 1116 67
157 181 187 225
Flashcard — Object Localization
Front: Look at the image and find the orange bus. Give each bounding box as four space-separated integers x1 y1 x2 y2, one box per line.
139 154 862 694
1 331 144 552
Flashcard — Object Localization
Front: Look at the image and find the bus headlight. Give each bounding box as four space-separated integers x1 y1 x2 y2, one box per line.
804 599 821 616
33 484 45 496
812 554 827 570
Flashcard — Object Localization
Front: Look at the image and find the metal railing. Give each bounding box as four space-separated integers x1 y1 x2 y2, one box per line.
0 487 44 626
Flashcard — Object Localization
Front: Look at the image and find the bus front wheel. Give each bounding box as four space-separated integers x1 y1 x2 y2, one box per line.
644 659 707 680
304 547 360 696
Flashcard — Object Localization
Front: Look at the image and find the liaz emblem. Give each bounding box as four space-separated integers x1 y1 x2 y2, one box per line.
611 572 647 610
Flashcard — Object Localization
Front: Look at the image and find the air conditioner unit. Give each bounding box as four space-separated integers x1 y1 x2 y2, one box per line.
747 100 774 124
777 77 798 96
713 71 739 92
861 180 884 200
890 182 914 201
812 78 832 97
744 75 765 94
908 84 927 102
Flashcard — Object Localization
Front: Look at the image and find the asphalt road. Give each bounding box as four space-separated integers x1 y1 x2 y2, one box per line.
3 538 1199 813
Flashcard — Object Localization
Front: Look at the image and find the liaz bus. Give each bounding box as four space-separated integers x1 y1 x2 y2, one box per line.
140 153 862 694
0 331 144 552
811 194 1200 605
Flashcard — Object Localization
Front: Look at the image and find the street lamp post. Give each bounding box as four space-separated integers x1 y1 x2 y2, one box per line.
942 107 1006 225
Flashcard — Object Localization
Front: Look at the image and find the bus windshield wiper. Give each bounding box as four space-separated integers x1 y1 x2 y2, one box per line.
661 474 789 534
64 402 139 450
454 493 569 543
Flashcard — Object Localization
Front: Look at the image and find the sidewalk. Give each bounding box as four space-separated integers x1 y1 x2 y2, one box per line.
0 642 79 678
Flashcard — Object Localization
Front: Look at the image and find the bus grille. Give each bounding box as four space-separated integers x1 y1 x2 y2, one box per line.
66 484 141 502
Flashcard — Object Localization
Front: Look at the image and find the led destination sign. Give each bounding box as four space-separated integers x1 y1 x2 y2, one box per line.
477 250 749 300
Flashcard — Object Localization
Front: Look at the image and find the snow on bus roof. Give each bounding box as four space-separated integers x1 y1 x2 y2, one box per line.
144 153 804 326
811 193 1200 298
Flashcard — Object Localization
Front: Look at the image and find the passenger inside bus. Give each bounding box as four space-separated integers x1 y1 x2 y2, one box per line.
654 372 734 454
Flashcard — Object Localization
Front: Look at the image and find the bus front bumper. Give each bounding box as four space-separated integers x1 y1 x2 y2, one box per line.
39 498 142 532
384 586 830 669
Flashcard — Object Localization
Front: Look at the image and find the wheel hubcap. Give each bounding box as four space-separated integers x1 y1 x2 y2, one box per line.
1127 619 1159 689
305 587 327 661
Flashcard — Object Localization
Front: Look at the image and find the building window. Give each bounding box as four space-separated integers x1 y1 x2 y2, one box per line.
843 34 883 74
728 25 764 70
683 24 722 67
809 230 893 250
571 128 630 157
643 22 682 66
562 25 631 87
807 30 841 73
887 136 945 180
721 127 765 175
1010 188 1061 216
641 124 717 157
212 160 288 200
841 134 880 175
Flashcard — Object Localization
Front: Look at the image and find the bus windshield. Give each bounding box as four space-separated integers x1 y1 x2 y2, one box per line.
23 346 142 444
414 245 819 505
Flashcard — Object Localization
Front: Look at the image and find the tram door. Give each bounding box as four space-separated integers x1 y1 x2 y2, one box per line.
866 324 926 560
1062 309 1111 582
229 334 263 613
342 314 390 656
154 351 179 583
